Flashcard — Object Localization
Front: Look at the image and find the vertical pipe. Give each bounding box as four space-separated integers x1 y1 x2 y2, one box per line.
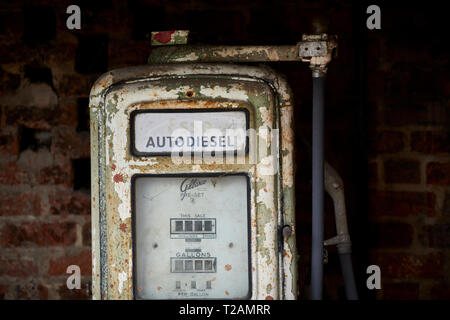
311 75 325 300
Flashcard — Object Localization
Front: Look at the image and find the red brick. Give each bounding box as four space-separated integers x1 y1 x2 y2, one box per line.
384 159 421 184
382 282 419 300
39 284 49 300
56 100 78 126
48 249 91 276
411 131 450 153
38 165 72 186
0 284 6 299
420 223 450 248
0 43 33 65
369 131 405 154
0 11 24 41
427 162 450 185
430 284 450 299
0 190 40 216
46 40 78 65
0 68 21 95
369 222 414 248
369 191 435 217
108 39 150 68
371 252 443 279
57 284 91 300
51 127 90 159
83 222 91 246
49 190 90 216
14 282 48 300
4 106 58 130
444 193 450 216
54 74 97 97
383 101 448 127
0 222 77 247
0 162 29 185
0 257 38 277
0 128 19 156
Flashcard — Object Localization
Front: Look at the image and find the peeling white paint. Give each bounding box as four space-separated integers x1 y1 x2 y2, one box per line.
174 52 199 62
118 272 127 294
200 85 249 100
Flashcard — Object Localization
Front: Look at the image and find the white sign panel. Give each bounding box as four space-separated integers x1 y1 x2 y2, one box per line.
132 110 248 155
134 174 250 299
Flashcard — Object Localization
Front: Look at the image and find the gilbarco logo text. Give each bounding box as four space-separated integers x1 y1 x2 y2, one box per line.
180 178 207 201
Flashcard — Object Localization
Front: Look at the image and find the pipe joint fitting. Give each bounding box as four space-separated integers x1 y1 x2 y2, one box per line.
298 34 338 77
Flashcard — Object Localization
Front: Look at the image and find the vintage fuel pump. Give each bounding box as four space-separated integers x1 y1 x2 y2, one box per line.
89 31 356 300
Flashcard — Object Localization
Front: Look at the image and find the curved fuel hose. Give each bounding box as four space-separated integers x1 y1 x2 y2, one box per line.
324 163 359 300
298 132 358 300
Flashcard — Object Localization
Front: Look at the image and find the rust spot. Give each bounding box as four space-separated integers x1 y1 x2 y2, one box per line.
284 250 291 259
119 223 127 232
157 286 162 291
154 30 175 44
265 295 274 300
113 173 124 183
138 287 143 292
111 164 116 171
225 290 229 296
225 264 232 271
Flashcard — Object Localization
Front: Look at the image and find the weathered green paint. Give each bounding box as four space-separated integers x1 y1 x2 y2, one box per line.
148 45 300 64
151 30 189 46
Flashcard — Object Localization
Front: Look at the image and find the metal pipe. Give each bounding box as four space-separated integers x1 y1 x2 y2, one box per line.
148 45 301 63
311 75 325 300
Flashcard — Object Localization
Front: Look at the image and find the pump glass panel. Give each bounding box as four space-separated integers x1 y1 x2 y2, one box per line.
133 174 251 299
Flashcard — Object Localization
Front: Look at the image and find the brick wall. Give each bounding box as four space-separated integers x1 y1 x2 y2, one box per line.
0 0 448 299
0 0 148 299
365 4 450 299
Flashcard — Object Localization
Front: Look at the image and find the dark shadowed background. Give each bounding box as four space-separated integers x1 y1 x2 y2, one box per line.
0 0 449 299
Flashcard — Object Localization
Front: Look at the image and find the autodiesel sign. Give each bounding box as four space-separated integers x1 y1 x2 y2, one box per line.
131 109 248 156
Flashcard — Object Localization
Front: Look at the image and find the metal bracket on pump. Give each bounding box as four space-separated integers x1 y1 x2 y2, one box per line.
298 34 338 77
